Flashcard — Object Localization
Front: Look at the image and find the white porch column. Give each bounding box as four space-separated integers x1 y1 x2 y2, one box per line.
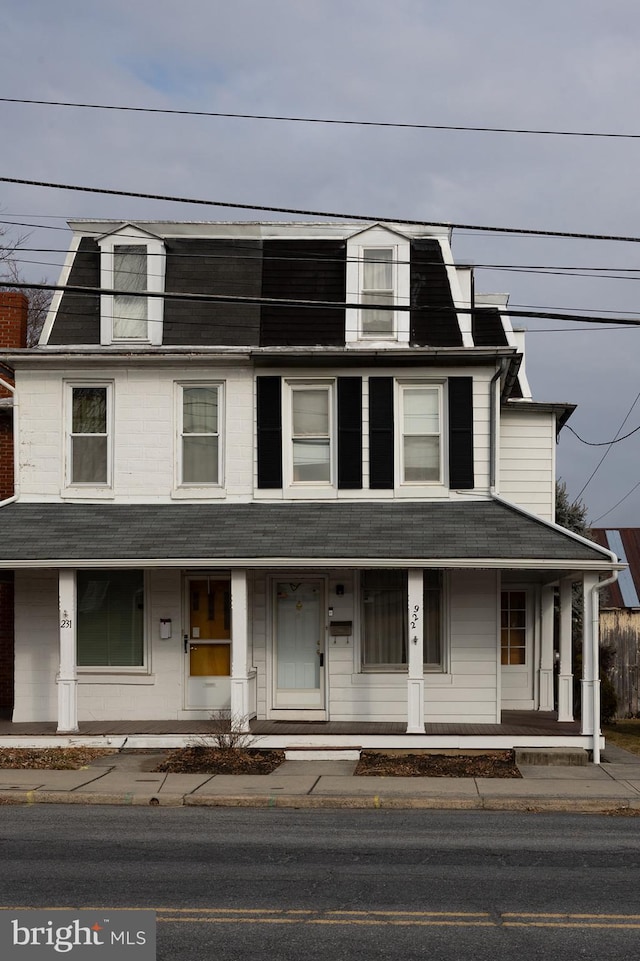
57 569 78 734
538 584 555 711
406 569 425 734
230 569 250 731
581 573 598 735
557 578 574 721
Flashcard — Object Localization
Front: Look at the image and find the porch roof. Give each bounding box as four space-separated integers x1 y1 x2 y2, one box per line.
0 498 614 569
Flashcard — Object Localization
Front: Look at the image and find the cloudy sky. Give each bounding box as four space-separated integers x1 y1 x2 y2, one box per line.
1 0 639 526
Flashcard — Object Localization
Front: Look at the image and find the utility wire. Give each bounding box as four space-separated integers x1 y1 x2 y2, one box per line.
2 96 640 141
574 389 640 501
4 176 640 244
566 422 640 446
593 478 640 524
5 279 640 327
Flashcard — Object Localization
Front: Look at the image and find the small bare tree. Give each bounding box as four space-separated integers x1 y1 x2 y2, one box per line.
0 220 53 345
194 709 256 751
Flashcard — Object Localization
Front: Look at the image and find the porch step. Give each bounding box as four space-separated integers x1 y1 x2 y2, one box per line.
515 747 588 767
284 745 362 761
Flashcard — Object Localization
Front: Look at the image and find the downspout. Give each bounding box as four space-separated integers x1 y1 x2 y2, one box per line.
489 360 506 492
591 570 618 764
0 372 19 507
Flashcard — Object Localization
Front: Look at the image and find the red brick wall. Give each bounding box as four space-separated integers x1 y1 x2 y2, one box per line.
0 292 26 717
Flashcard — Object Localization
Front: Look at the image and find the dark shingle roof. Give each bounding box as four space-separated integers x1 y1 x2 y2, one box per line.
0 500 612 565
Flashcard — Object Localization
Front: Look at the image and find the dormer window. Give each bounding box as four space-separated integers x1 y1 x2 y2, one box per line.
361 248 394 338
113 245 148 340
98 225 165 345
345 225 410 346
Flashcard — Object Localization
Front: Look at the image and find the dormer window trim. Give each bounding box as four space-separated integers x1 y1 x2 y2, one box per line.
98 226 166 346
345 226 411 347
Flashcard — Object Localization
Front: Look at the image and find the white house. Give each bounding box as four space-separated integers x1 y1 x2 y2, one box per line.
0 220 620 756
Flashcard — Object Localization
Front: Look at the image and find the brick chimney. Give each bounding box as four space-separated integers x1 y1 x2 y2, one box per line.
0 291 27 496
0 292 25 717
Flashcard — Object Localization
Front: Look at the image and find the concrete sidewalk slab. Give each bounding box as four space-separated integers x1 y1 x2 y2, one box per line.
600 763 640 778
0 769 104 791
311 775 479 796
75 772 168 794
191 775 318 797
159 773 216 794
518 765 612 780
475 777 640 798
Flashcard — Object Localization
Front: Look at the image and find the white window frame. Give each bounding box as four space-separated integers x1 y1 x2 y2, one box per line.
358 569 447 673
65 381 114 490
284 379 335 488
98 227 165 345
177 382 224 488
345 227 410 346
397 382 443 486
76 569 149 675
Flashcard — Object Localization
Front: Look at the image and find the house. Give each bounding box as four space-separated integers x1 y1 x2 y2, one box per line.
0 292 27 719
0 220 621 758
591 528 640 718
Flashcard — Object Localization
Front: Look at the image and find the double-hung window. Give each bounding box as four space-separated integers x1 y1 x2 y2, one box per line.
361 569 444 671
68 385 111 486
180 385 221 485
113 245 148 340
77 569 145 668
400 384 442 484
361 247 395 339
290 384 332 484
98 226 165 345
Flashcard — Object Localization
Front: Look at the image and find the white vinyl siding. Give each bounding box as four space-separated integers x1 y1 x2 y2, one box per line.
499 408 555 520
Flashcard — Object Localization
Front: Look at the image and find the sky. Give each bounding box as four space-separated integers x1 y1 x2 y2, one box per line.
0 0 639 527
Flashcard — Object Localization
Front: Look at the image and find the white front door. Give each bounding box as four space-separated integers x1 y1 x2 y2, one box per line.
500 588 534 709
184 576 231 711
273 579 326 713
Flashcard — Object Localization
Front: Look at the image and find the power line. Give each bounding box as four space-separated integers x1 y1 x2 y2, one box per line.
566 422 640 446
5 278 640 327
5 176 640 244
574 389 640 501
592 478 640 524
2 96 640 141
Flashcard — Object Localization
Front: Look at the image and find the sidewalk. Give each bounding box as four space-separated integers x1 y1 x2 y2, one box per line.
1 744 640 812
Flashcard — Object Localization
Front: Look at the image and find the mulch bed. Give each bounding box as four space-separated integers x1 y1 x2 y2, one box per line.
355 750 522 778
0 748 115 770
155 747 285 775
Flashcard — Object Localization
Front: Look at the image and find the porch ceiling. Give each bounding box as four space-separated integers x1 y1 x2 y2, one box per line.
0 499 614 569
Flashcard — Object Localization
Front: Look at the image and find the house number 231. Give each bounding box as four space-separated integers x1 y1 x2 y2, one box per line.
60 618 72 629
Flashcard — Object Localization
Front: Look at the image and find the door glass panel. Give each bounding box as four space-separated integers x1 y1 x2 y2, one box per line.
276 582 321 690
190 579 230 639
190 643 230 677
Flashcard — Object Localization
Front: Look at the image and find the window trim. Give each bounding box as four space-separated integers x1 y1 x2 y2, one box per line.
76 569 149 675
65 381 114 490
283 379 335 488
98 228 165 346
176 382 224 489
397 381 444 486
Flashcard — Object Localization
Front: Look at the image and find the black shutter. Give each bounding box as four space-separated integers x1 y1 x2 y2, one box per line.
337 377 362 489
257 377 282 489
369 377 394 489
448 377 474 489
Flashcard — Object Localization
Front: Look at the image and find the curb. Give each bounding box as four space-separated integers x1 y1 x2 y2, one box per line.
1 790 640 814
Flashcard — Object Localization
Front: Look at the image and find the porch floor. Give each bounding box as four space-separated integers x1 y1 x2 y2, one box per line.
0 712 581 738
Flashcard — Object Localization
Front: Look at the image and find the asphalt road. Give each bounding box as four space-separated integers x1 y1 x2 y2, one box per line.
1 807 639 960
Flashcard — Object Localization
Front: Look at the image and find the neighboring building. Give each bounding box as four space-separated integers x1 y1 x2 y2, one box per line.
0 292 28 718
0 221 620 752
592 528 640 717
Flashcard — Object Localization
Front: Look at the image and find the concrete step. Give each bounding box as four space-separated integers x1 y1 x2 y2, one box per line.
284 745 362 761
515 747 588 767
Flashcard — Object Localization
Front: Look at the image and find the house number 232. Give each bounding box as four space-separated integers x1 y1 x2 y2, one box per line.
410 605 420 630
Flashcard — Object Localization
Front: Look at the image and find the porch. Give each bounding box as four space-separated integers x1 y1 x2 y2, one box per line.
0 710 597 752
